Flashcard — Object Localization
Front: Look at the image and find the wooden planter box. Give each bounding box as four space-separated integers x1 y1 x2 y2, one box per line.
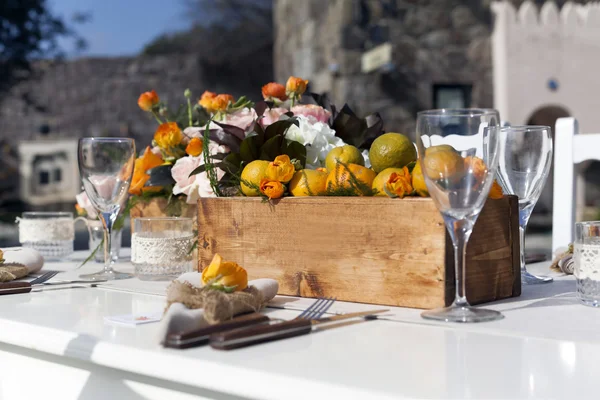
197 196 520 309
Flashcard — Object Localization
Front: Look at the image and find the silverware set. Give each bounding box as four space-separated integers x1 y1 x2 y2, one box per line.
0 271 106 295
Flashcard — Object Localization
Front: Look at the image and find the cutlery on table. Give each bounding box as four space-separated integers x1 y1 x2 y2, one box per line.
210 299 388 350
165 297 336 349
0 279 106 295
29 271 60 285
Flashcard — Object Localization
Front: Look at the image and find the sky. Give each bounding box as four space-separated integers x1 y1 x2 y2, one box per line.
50 0 192 57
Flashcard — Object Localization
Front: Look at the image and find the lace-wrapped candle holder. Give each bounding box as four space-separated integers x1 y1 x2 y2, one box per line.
16 212 75 260
131 217 195 281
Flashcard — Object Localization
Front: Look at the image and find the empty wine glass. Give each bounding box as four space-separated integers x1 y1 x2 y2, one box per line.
417 108 503 322
78 137 135 280
490 125 553 284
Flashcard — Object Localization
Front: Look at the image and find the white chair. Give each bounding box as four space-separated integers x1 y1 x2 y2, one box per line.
552 117 600 252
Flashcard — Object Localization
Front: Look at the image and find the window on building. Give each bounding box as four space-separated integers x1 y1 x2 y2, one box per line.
53 168 62 182
39 171 50 185
433 84 472 109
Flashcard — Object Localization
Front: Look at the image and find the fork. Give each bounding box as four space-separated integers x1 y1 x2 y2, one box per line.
29 271 59 285
294 296 336 321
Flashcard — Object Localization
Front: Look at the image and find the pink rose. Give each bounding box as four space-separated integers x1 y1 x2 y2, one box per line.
75 191 98 219
291 104 331 124
86 176 116 203
260 107 289 127
171 141 227 203
222 108 257 131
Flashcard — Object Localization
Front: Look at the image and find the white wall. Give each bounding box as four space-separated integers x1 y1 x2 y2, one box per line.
492 1 600 132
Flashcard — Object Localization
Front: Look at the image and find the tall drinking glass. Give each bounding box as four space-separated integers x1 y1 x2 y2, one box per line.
491 126 553 285
417 109 503 322
78 137 135 280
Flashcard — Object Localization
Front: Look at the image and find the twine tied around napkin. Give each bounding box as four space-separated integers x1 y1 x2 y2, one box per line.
0 248 29 282
550 244 574 275
166 280 266 324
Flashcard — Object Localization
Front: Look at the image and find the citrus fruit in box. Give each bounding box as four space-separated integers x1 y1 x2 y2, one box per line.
372 167 406 197
369 133 417 173
289 169 328 196
326 163 376 196
411 161 429 197
325 145 364 172
240 160 270 196
423 145 465 184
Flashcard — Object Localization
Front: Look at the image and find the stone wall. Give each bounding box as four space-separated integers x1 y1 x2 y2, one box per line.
274 0 494 139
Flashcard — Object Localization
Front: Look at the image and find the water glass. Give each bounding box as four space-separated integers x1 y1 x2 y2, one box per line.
87 220 122 263
574 221 600 307
131 217 195 281
17 212 74 260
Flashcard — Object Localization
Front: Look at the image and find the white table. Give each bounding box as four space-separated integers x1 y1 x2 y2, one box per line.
0 251 598 400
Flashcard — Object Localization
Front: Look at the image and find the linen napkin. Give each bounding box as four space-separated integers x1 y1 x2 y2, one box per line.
157 272 278 345
550 245 574 275
0 247 44 281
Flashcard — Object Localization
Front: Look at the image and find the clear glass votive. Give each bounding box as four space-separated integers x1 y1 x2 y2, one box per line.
131 217 195 281
17 211 75 260
574 221 600 307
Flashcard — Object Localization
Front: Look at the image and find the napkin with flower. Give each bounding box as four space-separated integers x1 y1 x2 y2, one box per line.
0 247 44 281
550 244 574 275
158 254 278 345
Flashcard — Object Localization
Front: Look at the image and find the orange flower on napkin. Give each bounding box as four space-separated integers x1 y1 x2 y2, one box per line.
202 254 248 292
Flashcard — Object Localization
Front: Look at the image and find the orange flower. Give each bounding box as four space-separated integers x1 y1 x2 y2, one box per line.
198 91 217 111
129 147 163 195
211 94 234 112
185 137 204 157
259 179 284 199
262 82 287 101
266 155 295 183
489 180 504 199
385 167 414 198
201 254 248 292
464 156 488 181
137 90 159 111
285 76 309 97
154 122 183 150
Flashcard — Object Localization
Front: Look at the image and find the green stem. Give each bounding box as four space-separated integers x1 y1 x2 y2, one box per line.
151 111 163 125
187 98 193 127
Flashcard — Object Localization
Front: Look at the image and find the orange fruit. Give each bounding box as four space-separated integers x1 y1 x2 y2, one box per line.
423 145 465 184
240 160 270 196
289 169 328 196
369 133 417 173
326 163 376 196
411 161 429 197
325 145 364 172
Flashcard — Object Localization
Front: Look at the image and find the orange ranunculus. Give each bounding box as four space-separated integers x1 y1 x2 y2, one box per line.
266 155 295 183
185 137 204 157
385 167 414 198
211 94 234 112
137 90 159 111
198 91 217 111
201 254 248 292
259 179 284 199
464 156 487 181
129 146 164 195
262 82 287 101
285 76 309 97
154 122 183 150
489 180 504 199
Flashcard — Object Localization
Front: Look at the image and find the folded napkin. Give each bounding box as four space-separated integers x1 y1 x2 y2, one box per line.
157 272 278 345
550 245 574 275
0 247 44 281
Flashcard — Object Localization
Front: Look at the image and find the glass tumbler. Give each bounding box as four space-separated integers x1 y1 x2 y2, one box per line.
131 217 195 281
17 211 75 260
574 221 600 307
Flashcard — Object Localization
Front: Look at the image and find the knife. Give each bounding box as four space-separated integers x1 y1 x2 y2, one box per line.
0 280 106 295
210 309 388 350
164 312 271 349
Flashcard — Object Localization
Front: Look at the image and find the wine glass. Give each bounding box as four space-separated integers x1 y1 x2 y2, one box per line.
417 108 503 322
491 125 553 284
78 137 136 280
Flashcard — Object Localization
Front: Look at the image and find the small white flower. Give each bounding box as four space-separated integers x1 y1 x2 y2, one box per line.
285 115 346 169
362 149 371 168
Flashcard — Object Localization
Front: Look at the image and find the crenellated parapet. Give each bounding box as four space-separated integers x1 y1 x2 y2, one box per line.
493 1 600 30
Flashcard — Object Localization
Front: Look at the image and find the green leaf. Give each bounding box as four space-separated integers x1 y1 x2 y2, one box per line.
282 140 307 168
240 135 260 163
222 153 243 175
259 135 283 161
208 129 242 153
264 118 297 140
214 121 245 141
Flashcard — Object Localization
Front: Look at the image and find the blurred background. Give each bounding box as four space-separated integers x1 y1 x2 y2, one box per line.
1 0 599 257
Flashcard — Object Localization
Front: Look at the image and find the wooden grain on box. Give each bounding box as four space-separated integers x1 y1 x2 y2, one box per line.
197 196 520 309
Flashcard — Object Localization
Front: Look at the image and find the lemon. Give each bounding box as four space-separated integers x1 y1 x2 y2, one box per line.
326 163 376 196
289 169 328 196
325 145 364 172
369 133 417 173
372 168 406 197
423 145 464 183
240 160 269 196
411 161 429 197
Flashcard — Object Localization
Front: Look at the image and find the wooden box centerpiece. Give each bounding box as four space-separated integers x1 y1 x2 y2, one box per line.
196 195 520 309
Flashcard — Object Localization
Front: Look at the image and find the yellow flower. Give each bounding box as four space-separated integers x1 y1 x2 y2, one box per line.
286 76 309 97
260 179 284 199
266 155 295 183
262 82 287 101
386 167 413 198
202 254 248 292
199 91 217 112
154 122 183 151
129 147 163 196
185 137 204 157
137 90 159 111
489 180 504 199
